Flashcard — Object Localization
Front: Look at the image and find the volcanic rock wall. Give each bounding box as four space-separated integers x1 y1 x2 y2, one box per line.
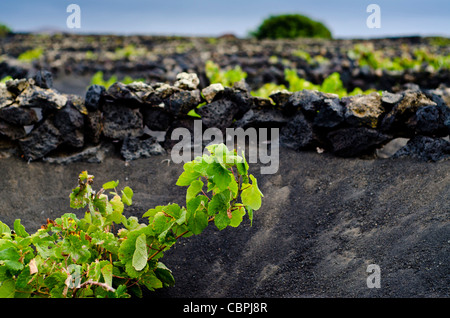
0 71 449 163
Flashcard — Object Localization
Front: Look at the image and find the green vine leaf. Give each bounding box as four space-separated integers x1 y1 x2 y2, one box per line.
241 174 263 210
132 233 148 271
121 186 133 206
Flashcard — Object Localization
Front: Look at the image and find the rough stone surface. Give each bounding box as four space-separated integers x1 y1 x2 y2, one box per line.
197 99 239 130
393 135 450 162
0 83 15 108
163 89 201 117
0 105 39 126
174 72 200 90
411 105 450 137
121 136 166 161
269 89 292 106
18 118 62 160
16 85 68 112
380 90 437 136
327 127 392 157
141 106 173 131
34 70 53 89
102 103 143 140
344 92 384 128
85 84 105 111
201 83 224 103
234 108 289 129
0 119 27 140
280 112 316 150
313 98 345 128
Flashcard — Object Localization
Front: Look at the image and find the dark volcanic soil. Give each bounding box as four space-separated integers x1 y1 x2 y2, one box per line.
0 147 448 298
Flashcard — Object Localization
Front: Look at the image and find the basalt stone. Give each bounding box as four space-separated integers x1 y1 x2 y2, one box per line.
16 84 68 112
313 98 345 129
280 112 317 150
85 110 103 144
202 83 225 103
141 106 173 131
380 90 437 136
53 104 85 148
5 78 30 96
0 83 15 108
411 105 450 137
34 70 53 89
174 72 200 90
344 92 384 128
210 87 252 118
232 79 251 92
269 90 292 107
163 89 201 117
121 135 166 161
234 108 289 129
381 91 403 107
154 83 180 100
85 84 105 111
197 99 239 130
0 58 29 80
392 135 450 162
283 89 339 117
0 119 27 140
102 103 144 140
53 104 84 135
0 105 39 126
327 127 392 157
164 117 197 150
18 118 62 160
104 82 144 107
251 96 274 108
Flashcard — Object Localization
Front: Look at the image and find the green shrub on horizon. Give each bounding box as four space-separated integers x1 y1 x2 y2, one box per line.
250 14 332 40
0 23 12 37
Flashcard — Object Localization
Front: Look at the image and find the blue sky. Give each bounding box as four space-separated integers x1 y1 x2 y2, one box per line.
0 0 449 38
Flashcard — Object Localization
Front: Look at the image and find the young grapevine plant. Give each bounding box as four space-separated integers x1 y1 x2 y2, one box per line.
0 144 263 298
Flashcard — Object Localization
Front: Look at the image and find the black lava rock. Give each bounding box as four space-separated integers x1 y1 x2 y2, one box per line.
85 85 105 111
327 127 392 157
121 136 166 161
102 103 143 140
393 135 450 162
280 112 317 150
18 118 62 160
197 99 239 130
0 105 39 126
412 105 450 137
34 70 53 89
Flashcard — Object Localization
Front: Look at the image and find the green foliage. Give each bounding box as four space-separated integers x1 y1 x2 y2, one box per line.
0 144 261 298
114 44 147 60
205 60 247 87
253 69 379 99
293 50 329 66
251 83 287 99
0 76 12 84
251 14 332 40
0 23 12 38
348 43 450 72
17 48 43 62
89 71 144 89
